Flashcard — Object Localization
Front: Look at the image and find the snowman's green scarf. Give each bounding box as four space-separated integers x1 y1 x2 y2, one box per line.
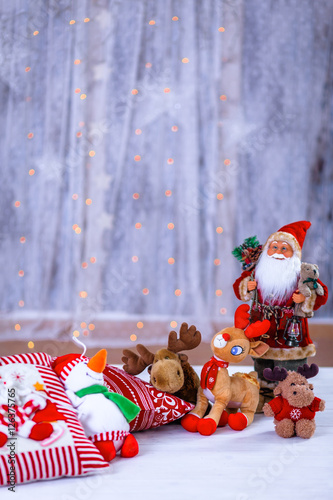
75 384 140 423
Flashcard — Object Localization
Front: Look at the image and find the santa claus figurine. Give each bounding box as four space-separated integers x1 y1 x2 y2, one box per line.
233 221 328 407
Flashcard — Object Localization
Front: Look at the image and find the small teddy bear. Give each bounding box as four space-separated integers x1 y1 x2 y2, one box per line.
263 364 325 439
294 262 324 318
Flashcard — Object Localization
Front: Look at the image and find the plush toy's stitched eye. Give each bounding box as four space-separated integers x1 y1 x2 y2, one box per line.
165 356 170 359
230 345 243 356
290 383 295 386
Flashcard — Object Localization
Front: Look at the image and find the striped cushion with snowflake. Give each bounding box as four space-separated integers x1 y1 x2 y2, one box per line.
0 353 109 487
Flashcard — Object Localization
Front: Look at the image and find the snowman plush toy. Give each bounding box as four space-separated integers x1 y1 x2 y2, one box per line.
52 347 140 462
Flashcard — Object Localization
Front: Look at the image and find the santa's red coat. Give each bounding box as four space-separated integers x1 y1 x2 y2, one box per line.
233 270 328 360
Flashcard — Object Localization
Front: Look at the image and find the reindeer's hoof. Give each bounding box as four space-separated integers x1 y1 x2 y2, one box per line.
197 418 217 436
181 413 200 433
218 410 229 427
228 412 248 431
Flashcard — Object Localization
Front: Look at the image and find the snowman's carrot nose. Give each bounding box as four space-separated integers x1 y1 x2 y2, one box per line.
87 349 107 372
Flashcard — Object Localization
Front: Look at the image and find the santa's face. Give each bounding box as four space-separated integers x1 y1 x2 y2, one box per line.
255 241 301 305
267 240 293 258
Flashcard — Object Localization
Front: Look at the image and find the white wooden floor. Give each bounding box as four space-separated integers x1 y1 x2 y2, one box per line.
3 366 333 500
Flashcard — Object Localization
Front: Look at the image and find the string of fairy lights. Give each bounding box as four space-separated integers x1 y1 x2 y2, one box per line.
13 13 229 349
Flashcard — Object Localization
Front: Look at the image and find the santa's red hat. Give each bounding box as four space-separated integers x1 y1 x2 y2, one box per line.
52 354 88 382
264 221 311 258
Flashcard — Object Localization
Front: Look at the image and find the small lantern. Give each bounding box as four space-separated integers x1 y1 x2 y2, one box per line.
283 316 303 347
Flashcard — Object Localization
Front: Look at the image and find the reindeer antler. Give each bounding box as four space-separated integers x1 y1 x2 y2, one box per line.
234 304 250 329
263 366 288 382
122 344 155 375
167 323 201 353
297 363 319 379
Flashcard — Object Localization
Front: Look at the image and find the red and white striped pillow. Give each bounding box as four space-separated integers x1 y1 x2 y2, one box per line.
103 365 194 431
0 353 109 487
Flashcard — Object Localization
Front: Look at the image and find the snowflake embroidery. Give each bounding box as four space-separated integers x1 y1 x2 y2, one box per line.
208 377 215 384
11 371 25 383
290 408 302 420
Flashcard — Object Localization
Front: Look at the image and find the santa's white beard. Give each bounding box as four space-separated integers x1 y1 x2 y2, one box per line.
255 251 301 305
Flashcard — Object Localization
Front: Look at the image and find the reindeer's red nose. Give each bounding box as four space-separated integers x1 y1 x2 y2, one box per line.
222 333 230 341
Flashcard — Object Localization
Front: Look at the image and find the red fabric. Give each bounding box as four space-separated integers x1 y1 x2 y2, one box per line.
268 396 322 421
277 221 311 249
233 270 328 350
103 365 194 431
32 400 66 423
200 357 229 390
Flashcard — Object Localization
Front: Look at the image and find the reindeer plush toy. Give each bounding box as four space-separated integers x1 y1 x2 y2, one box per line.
263 364 325 438
122 323 201 405
181 305 270 436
